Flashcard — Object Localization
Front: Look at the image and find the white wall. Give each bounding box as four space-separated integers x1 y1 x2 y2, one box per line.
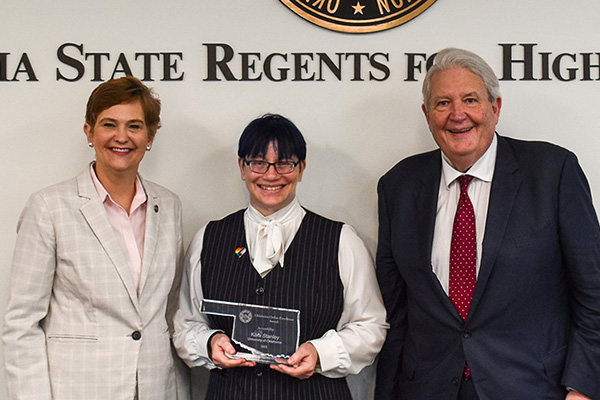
2 1 600 398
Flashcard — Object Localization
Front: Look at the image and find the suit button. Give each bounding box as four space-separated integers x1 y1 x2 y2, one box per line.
463 331 472 339
132 331 142 340
256 287 264 295
452 377 460 386
154 205 159 213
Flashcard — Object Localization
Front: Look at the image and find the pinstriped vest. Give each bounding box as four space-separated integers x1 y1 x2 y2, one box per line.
201 209 351 400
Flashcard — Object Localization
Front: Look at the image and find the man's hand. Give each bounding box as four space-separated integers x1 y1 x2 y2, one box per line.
209 333 256 369
566 390 591 400
270 342 319 380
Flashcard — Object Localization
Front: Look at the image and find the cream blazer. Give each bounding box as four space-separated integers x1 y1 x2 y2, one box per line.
2 167 190 400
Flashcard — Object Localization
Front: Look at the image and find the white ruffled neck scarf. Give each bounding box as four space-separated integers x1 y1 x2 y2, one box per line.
246 197 304 278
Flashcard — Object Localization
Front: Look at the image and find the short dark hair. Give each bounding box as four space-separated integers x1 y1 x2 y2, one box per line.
237 114 307 161
85 76 161 140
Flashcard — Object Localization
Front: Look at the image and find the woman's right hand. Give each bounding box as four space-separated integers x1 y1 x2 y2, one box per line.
209 333 256 368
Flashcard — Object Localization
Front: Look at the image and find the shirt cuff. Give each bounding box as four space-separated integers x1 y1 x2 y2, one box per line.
308 329 351 374
189 328 222 369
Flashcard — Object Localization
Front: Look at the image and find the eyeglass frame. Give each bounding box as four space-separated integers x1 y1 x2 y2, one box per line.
243 159 300 174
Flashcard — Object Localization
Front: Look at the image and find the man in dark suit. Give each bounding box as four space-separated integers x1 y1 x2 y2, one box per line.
374 48 600 400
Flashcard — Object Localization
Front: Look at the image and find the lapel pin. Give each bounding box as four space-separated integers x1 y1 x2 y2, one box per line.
235 247 246 258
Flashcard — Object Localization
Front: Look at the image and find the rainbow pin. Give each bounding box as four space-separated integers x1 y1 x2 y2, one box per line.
235 247 247 258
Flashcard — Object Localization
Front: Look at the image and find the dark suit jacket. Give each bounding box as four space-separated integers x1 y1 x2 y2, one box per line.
375 135 600 400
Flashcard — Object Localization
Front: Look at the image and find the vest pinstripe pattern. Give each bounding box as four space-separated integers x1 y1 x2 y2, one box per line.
201 209 351 400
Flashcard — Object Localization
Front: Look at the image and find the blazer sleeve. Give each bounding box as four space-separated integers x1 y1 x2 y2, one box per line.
162 194 192 400
166 195 185 333
2 192 55 400
558 152 600 399
374 176 408 400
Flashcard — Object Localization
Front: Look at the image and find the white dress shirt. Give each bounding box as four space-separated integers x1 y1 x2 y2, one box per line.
173 197 388 378
244 198 305 277
431 134 497 294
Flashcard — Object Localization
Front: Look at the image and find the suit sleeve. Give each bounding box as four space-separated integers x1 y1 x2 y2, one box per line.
374 177 408 400
2 192 55 400
558 153 600 399
164 195 192 400
166 195 185 333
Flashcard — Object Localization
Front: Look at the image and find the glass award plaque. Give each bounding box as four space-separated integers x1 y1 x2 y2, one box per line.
201 299 300 364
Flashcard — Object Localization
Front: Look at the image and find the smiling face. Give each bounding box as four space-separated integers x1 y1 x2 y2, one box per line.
84 101 151 181
422 66 501 172
239 142 305 216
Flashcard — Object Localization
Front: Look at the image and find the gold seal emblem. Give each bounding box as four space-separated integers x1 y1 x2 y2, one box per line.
279 0 438 33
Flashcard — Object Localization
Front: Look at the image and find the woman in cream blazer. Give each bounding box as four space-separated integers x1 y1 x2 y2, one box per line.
2 77 189 400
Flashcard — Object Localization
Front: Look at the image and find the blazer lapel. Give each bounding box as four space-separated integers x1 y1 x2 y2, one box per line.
138 177 160 295
417 152 459 310
418 152 442 267
77 168 141 313
469 136 521 315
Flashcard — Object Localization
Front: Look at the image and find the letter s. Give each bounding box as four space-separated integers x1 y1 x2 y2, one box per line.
56 43 85 82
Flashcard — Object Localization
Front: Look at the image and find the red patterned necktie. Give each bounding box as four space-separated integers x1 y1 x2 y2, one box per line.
449 174 476 319
449 174 476 380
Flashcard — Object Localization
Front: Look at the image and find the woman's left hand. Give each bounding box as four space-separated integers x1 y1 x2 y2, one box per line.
270 342 319 379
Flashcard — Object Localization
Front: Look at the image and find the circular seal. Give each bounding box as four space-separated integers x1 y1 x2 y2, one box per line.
279 0 438 33
239 309 253 324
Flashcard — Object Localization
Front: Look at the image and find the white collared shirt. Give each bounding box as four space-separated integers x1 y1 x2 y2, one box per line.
431 134 498 294
173 197 388 377
244 197 305 277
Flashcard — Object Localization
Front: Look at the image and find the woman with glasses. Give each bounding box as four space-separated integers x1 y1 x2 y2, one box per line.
173 113 387 400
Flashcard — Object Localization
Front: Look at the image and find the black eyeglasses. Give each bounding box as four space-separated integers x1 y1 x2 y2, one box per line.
244 160 299 174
